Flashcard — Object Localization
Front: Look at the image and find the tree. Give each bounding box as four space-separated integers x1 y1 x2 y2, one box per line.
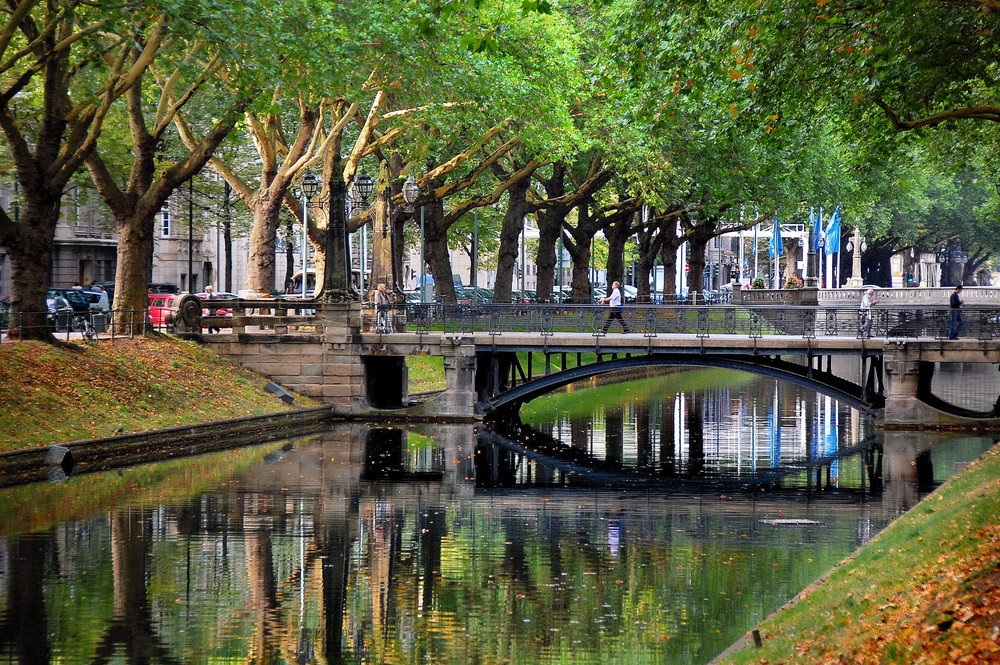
0 2 169 339
87 40 252 326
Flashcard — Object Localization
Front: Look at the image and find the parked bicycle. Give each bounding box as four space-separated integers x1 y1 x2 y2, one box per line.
72 312 96 343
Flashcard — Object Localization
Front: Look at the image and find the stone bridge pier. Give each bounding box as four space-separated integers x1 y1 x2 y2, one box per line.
202 303 479 419
882 341 1000 430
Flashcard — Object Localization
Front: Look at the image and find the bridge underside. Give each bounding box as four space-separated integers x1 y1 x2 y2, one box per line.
476 350 885 418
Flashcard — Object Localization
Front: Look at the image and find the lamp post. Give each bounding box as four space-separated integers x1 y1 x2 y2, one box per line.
472 208 479 290
297 172 321 299
845 227 866 289
805 212 819 289
520 216 526 294
349 170 374 294
188 179 194 292
401 175 425 301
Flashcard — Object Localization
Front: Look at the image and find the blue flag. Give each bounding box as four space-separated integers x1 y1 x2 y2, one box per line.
768 214 783 258
824 205 842 255
811 207 823 253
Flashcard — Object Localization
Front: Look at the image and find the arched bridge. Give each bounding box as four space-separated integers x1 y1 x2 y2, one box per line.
479 349 882 417
188 300 1000 430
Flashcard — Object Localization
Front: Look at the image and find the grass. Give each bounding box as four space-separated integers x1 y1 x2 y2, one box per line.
0 336 318 450
407 354 445 392
716 443 1000 665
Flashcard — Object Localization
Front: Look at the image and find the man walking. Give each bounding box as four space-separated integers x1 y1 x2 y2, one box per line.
600 281 630 334
375 282 391 333
947 284 963 340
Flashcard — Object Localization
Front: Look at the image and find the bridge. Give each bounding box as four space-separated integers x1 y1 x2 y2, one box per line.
163 294 1000 430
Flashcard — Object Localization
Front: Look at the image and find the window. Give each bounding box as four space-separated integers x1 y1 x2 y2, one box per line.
160 207 171 236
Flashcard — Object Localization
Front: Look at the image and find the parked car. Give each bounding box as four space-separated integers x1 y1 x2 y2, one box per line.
148 293 179 326
195 291 237 317
0 294 75 331
84 289 110 313
47 288 91 315
48 297 75 330
469 287 494 303
149 282 180 294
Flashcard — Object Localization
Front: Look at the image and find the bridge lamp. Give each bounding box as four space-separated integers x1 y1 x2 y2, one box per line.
350 171 374 211
348 171 375 293
296 171 322 298
402 176 427 302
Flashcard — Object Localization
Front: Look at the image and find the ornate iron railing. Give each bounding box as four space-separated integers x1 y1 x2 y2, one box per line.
362 302 1000 341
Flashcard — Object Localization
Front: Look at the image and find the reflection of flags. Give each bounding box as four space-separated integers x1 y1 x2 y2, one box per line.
768 214 783 258
768 390 781 468
824 205 842 255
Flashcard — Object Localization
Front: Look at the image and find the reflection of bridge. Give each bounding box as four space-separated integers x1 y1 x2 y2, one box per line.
476 420 885 494
181 301 1000 430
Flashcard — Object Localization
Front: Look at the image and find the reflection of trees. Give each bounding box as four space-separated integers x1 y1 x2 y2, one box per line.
605 404 624 466
320 530 351 664
686 393 705 477
660 393 677 476
635 403 651 468
89 510 181 665
0 534 51 665
570 414 589 452
363 501 403 659
244 529 282 665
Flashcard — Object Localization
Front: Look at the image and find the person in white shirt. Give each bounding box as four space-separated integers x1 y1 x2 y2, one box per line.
858 288 877 337
374 282 391 333
600 281 630 334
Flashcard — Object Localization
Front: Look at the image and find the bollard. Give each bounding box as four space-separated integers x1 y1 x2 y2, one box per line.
264 381 295 404
751 629 763 648
45 444 75 476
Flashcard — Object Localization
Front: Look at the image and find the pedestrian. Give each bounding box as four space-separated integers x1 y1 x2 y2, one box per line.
375 282 391 333
859 288 877 337
204 285 221 333
600 281 631 334
947 284 963 340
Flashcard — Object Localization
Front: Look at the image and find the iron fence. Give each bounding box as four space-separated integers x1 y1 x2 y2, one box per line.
362 302 1000 341
1 309 165 343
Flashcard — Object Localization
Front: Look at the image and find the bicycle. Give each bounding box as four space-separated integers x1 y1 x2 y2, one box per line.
73 312 96 343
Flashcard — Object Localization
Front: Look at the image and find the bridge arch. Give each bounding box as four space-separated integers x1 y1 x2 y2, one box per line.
480 352 883 417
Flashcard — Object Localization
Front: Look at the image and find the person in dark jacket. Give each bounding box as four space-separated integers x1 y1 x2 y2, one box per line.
947 284 963 340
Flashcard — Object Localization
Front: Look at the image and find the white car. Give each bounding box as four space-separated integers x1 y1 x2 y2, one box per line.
85 289 110 313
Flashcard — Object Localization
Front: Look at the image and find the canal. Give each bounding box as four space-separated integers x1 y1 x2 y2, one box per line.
0 367 995 664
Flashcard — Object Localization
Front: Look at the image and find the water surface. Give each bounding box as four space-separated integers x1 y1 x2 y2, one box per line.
0 369 993 664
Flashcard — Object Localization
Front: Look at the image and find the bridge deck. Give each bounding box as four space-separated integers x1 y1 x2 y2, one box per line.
360 331 999 359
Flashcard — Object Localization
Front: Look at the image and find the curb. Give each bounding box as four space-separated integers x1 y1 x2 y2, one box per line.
0 406 335 487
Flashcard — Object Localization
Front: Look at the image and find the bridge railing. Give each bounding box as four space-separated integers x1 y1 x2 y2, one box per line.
362 302 1000 340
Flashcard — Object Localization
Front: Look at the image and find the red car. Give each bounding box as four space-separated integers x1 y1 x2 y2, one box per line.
148 293 179 326
195 292 235 318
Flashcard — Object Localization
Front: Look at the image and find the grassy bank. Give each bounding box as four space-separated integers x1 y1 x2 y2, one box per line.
0 337 316 450
716 443 1000 665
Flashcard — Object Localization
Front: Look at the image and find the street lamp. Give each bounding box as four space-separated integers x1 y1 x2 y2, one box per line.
845 228 867 289
349 171 375 293
351 171 374 210
472 209 479 290
401 175 426 301
295 171 321 299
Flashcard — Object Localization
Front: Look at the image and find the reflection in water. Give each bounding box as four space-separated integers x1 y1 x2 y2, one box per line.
523 369 871 487
0 371 994 665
